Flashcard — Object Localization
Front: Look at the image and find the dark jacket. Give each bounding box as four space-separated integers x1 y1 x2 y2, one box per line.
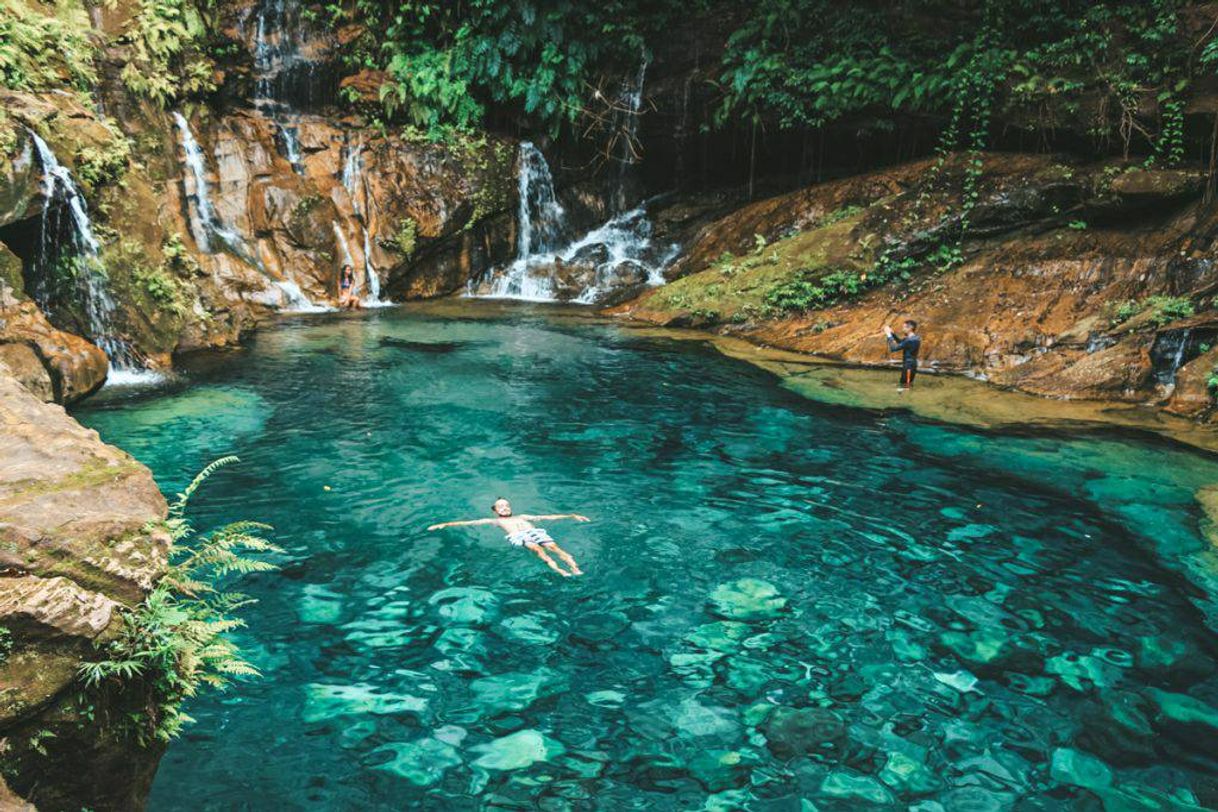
887 333 921 368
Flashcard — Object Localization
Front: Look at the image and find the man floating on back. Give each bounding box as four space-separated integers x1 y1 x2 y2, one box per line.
428 498 588 576
883 319 921 391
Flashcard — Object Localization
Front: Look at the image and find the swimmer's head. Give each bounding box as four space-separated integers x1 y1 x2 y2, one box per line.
903 319 917 335
492 497 512 517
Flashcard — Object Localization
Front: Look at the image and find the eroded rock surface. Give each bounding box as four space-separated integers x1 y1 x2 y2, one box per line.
0 366 168 811
617 154 1218 418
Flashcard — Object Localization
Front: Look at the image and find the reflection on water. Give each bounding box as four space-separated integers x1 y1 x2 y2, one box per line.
76 303 1218 810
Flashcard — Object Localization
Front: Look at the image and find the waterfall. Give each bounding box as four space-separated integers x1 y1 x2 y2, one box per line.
614 57 648 211
362 226 382 304
174 112 327 312
332 221 355 268
276 121 304 173
471 141 675 304
250 0 334 109
29 132 144 375
338 143 385 305
1150 328 1197 391
480 142 568 299
341 142 363 214
172 112 250 257
514 141 567 259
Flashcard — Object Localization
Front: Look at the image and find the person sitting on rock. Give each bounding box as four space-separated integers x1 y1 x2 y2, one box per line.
883 319 921 391
427 497 588 577
338 264 360 309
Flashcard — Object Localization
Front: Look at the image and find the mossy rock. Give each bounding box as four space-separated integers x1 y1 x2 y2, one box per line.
0 243 24 298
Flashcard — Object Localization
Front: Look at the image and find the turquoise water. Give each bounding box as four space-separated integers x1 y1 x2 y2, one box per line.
76 304 1218 810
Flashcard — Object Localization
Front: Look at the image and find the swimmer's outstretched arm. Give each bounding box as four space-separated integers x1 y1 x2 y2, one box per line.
427 518 497 531
519 513 591 522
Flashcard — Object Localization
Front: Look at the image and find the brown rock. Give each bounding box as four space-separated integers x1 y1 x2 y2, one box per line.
0 776 36 811
617 153 1216 408
0 575 119 641
0 367 168 810
339 69 389 103
0 371 168 604
0 301 108 404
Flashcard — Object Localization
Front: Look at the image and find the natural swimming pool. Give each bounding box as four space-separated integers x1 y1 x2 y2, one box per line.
76 302 1218 809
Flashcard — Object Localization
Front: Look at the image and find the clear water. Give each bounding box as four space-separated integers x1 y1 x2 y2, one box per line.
75 303 1218 810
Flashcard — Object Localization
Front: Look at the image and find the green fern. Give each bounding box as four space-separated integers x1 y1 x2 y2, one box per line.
78 457 280 745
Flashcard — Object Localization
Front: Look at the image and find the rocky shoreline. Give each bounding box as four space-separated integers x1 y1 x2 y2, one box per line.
0 365 169 810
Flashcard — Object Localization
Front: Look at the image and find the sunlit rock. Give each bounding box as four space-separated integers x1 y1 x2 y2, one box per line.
468 668 566 715
819 769 894 805
471 729 565 770
879 751 942 796
301 683 428 723
708 578 787 621
372 738 462 786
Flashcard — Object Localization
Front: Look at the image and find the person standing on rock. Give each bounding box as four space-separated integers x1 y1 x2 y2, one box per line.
883 319 921 391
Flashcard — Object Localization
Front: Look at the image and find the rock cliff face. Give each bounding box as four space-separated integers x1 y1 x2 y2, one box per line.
615 153 1218 418
0 75 516 388
0 365 169 810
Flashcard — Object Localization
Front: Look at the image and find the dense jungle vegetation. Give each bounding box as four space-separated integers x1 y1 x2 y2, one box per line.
4 0 1217 163
320 0 1214 160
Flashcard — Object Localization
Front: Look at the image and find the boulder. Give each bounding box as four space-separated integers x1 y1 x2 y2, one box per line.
0 368 168 810
762 706 847 760
0 301 108 403
1145 688 1218 754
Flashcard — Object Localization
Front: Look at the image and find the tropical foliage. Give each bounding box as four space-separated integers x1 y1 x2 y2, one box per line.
78 457 280 745
325 0 690 134
0 0 98 91
118 0 217 105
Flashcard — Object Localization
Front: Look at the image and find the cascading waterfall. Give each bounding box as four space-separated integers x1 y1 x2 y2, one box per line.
174 112 326 312
29 132 144 376
362 227 381 304
481 142 569 300
341 142 363 214
613 57 649 211
173 112 250 257
471 141 675 304
1151 328 1197 391
332 221 355 268
339 141 386 305
276 122 304 173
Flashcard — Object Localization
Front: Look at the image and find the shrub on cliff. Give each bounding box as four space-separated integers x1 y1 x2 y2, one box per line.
78 457 281 744
0 0 98 91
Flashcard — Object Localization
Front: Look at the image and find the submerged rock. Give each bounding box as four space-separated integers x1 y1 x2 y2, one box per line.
468 668 566 715
428 587 500 626
761 707 847 760
1077 690 1155 765
879 751 942 796
708 578 787 621
471 729 565 770
1145 688 1218 751
819 769 895 805
372 738 462 786
301 682 428 723
1049 748 1113 793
